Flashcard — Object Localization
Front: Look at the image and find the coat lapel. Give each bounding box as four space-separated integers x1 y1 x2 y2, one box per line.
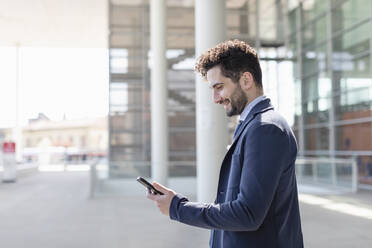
216 98 274 198
227 99 274 155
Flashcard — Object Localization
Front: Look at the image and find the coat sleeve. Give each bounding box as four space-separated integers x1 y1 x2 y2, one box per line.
169 123 290 231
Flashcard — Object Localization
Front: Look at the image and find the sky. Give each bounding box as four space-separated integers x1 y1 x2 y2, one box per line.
0 46 109 128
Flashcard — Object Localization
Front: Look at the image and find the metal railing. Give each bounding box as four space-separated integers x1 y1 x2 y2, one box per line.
295 157 358 193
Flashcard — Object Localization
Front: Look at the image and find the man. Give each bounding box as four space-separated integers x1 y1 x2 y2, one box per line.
147 39 304 248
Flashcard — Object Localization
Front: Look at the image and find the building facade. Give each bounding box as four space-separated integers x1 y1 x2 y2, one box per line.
107 0 372 185
0 115 107 164
108 0 287 178
288 0 372 184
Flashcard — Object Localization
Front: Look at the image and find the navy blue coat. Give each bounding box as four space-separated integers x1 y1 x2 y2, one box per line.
169 98 304 248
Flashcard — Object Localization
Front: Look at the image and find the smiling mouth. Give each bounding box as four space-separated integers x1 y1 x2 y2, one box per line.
222 99 230 105
221 99 230 109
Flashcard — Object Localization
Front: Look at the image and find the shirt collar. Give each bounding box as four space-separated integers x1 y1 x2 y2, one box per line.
239 95 266 122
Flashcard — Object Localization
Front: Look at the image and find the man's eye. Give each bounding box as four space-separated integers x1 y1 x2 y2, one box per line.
216 85 223 90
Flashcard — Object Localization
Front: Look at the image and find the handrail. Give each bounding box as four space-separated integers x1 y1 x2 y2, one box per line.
296 156 358 193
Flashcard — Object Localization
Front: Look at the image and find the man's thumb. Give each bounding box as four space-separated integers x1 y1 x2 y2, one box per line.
153 181 169 193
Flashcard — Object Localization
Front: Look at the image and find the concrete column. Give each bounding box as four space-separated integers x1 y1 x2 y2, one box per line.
283 0 290 51
255 0 261 50
296 3 305 156
275 56 280 110
370 1 372 86
327 0 335 155
13 44 23 163
0 133 4 168
327 0 337 184
150 0 168 185
195 0 229 202
370 0 372 150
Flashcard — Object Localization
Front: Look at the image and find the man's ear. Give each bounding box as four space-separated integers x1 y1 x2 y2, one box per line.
240 72 254 90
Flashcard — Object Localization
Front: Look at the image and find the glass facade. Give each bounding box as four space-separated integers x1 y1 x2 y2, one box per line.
108 3 197 178
289 0 372 184
107 0 372 184
108 0 287 178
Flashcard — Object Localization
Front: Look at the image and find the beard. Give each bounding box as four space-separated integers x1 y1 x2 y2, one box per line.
226 85 248 117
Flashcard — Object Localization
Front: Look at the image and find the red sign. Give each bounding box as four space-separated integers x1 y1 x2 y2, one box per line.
3 142 16 153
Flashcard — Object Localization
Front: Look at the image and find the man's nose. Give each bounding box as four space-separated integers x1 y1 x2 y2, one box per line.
213 90 223 104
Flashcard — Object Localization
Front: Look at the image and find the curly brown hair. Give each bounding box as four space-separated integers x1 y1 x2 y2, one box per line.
194 39 262 89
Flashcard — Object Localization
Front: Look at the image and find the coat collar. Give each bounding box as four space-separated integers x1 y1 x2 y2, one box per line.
229 98 274 150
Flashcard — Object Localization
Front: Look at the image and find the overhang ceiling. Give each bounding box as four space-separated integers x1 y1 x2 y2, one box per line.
112 0 247 8
0 0 108 47
0 0 268 48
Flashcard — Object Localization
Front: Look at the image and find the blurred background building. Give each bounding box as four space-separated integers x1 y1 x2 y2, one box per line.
107 0 372 186
0 114 107 165
0 0 371 185
0 1 372 247
108 0 295 179
288 0 372 185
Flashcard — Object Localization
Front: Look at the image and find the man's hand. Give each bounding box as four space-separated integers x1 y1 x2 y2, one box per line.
146 182 176 216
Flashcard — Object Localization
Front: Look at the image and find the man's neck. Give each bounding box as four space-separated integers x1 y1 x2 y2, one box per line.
246 92 264 107
239 94 265 122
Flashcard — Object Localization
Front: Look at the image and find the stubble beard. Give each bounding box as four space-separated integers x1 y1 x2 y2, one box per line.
226 85 248 117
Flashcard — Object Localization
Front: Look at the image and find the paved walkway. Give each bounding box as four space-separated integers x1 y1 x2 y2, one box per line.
0 171 372 248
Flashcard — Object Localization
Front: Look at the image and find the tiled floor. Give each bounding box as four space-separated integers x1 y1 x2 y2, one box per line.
0 171 371 248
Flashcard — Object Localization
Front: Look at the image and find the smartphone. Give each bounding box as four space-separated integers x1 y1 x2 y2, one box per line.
136 176 164 195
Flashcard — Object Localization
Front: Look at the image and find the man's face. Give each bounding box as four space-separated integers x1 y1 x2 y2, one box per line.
207 66 248 117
